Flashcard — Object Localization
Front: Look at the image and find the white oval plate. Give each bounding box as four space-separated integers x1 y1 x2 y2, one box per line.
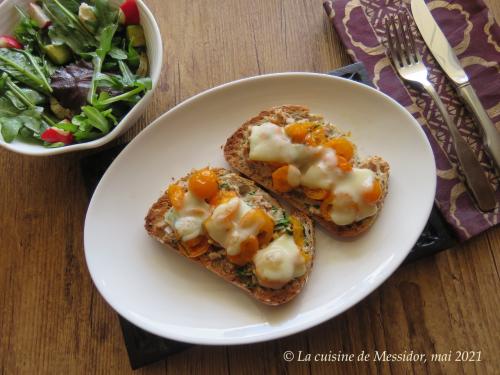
84 73 436 345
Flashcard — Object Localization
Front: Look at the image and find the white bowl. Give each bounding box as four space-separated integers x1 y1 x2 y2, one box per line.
0 0 162 156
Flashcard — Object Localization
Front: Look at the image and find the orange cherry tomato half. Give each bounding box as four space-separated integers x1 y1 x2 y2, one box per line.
285 122 314 143
290 215 304 248
182 236 210 258
240 208 275 247
304 127 327 146
272 165 293 193
324 137 355 161
167 184 185 210
303 187 329 201
362 179 382 204
209 190 237 206
188 169 219 201
228 235 259 266
320 194 335 221
336 155 353 172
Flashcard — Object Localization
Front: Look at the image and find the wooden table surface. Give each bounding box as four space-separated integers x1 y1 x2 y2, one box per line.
1 0 499 374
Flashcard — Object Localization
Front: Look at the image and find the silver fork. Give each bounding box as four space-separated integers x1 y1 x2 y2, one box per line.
385 13 496 212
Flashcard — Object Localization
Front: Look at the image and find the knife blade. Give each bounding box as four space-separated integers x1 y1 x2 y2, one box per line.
411 0 500 173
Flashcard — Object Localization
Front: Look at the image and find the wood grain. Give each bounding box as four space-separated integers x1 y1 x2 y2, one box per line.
0 0 499 374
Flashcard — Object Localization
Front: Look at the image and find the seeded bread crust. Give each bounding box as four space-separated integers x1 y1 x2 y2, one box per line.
144 168 315 306
223 105 390 237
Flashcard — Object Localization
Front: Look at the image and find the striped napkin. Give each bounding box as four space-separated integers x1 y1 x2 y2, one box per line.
323 0 500 240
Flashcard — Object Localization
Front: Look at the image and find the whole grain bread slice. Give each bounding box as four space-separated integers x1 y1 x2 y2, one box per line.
145 168 315 306
223 105 390 237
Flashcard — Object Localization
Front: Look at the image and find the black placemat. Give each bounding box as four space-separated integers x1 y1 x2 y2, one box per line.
80 62 457 370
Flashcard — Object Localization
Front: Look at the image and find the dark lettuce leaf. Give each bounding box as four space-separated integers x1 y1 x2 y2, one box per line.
50 60 93 112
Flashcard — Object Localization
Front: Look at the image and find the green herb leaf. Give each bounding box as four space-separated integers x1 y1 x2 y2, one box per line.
118 60 135 86
0 117 23 142
87 24 118 104
94 0 118 29
0 49 52 94
109 47 128 60
275 215 293 235
127 41 140 68
43 0 97 55
81 105 110 133
14 6 44 53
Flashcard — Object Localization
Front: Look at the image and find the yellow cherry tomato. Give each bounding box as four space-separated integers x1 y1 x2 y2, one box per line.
167 184 185 210
182 236 210 258
336 155 353 172
228 235 259 266
290 215 304 248
188 169 219 201
209 190 237 206
239 208 275 247
304 127 327 146
285 122 315 143
303 187 329 201
362 179 382 204
324 137 355 161
272 165 293 193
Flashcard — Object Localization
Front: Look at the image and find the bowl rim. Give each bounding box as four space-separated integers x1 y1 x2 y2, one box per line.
0 0 163 156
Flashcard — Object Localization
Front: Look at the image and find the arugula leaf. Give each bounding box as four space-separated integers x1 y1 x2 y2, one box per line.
69 105 117 141
94 78 150 107
0 97 44 143
47 27 92 56
1 74 56 127
81 105 109 133
118 60 134 86
21 88 47 105
43 0 97 55
43 0 93 38
127 41 140 68
88 24 118 104
94 0 118 29
109 47 128 60
0 96 20 117
14 6 44 53
55 0 81 14
5 91 25 110
0 49 52 94
0 117 23 143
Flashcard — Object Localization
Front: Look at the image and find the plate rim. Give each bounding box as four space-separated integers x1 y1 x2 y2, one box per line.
84 72 436 345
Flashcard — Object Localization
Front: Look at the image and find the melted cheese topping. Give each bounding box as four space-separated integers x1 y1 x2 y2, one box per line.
166 192 210 242
164 181 309 289
253 234 306 289
248 122 380 226
286 164 301 187
204 197 255 256
300 148 339 189
249 122 316 164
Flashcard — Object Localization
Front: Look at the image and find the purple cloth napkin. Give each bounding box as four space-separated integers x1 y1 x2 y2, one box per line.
324 0 500 240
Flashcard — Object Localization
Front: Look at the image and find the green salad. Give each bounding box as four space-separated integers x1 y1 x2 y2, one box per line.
0 0 151 147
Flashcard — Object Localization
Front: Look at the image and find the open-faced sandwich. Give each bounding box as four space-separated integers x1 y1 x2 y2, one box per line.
224 105 390 237
145 168 314 305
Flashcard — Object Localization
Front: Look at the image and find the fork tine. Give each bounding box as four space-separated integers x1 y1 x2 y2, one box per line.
386 17 401 67
397 12 412 64
385 18 399 67
402 12 421 62
392 15 410 66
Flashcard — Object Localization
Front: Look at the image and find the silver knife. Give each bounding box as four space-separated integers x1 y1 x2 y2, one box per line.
411 0 500 172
